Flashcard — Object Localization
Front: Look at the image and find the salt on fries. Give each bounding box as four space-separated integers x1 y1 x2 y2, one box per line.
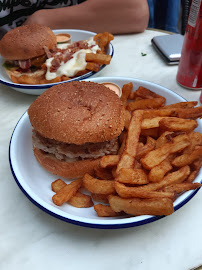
51 83 202 218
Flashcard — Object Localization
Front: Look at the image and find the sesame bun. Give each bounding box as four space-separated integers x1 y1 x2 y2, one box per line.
0 24 57 60
28 81 124 178
28 81 125 144
33 148 101 179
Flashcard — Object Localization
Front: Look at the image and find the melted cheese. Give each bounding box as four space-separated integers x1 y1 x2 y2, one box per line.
45 37 100 80
45 49 92 79
56 43 69 50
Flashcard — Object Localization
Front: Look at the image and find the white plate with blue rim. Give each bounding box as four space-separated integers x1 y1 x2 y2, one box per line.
0 29 114 95
9 77 202 229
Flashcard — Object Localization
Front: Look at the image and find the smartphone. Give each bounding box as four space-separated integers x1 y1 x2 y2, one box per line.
151 34 184 65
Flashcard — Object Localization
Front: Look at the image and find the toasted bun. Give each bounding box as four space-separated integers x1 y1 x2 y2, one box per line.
34 148 101 179
0 24 57 60
28 81 125 144
5 69 45 84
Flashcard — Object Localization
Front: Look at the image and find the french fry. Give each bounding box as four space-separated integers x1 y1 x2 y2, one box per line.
161 131 185 143
140 127 159 138
148 160 172 182
191 158 202 171
141 117 170 129
128 91 138 100
100 155 120 168
156 131 174 148
147 136 157 148
134 160 142 169
161 101 198 109
86 53 111 65
141 134 190 169
115 181 174 199
94 32 113 52
51 179 93 208
94 204 120 217
124 109 132 129
143 109 177 119
159 117 198 132
116 168 148 185
143 107 202 119
120 82 133 107
94 166 114 180
183 132 202 154
134 97 143 101
51 179 66 193
136 137 156 160
108 195 174 216
176 106 202 119
172 146 202 167
107 32 114 42
162 183 202 194
85 62 100 72
112 166 118 178
138 166 190 191
116 154 134 173
52 179 82 206
91 193 109 203
69 192 94 208
135 86 166 100
124 110 143 157
98 32 112 50
136 143 154 160
116 110 143 173
83 174 115 194
186 159 202 182
127 97 165 111
186 170 200 183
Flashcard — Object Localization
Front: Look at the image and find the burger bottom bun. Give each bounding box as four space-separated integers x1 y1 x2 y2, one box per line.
5 69 46 85
33 148 101 179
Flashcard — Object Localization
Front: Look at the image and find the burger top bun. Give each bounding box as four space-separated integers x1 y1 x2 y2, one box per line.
28 81 125 145
0 24 57 60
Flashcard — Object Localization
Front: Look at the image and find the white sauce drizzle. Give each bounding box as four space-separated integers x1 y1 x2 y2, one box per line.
56 43 69 50
45 37 100 80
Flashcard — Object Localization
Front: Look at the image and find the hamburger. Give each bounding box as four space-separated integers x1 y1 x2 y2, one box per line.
28 81 125 178
0 24 57 84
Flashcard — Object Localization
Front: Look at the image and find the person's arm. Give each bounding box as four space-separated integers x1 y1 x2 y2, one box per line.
24 0 149 34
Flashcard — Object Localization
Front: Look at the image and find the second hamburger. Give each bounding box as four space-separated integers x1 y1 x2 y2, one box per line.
28 81 125 178
0 24 57 84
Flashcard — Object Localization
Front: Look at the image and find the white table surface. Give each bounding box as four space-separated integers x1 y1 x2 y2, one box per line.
0 29 202 270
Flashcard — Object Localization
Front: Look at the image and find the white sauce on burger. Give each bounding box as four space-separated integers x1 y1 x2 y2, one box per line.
45 37 100 80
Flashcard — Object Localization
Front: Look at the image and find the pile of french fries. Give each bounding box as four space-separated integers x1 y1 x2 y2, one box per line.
52 32 114 82
85 32 114 73
51 82 202 218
